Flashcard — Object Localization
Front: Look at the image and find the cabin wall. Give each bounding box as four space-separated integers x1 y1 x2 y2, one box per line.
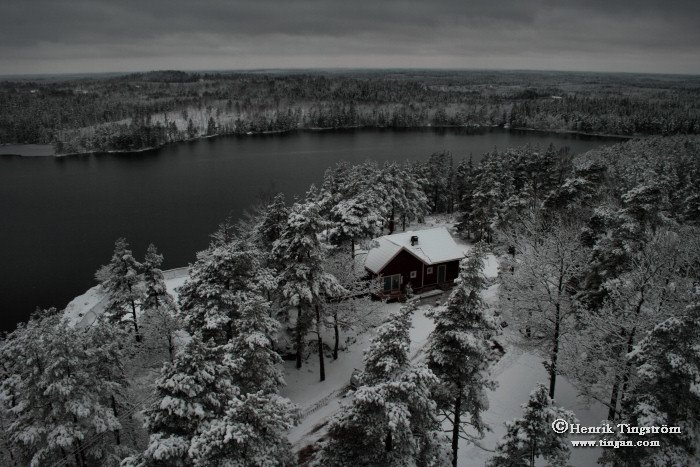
445 259 459 283
378 249 425 292
423 259 460 287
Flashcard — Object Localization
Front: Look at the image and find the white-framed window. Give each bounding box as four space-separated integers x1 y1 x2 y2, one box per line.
410 270 417 279
426 266 433 274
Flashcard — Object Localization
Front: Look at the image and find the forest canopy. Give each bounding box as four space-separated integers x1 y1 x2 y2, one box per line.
1 70 698 154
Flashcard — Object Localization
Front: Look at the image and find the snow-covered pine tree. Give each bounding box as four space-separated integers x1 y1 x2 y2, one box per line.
255 193 289 251
468 155 502 243
142 243 176 312
426 244 499 467
313 302 449 466
599 301 700 466
488 383 576 467
177 238 259 344
141 243 181 361
379 162 407 234
228 294 285 395
209 216 237 248
397 161 430 231
329 196 383 258
317 161 352 218
97 237 144 338
0 308 126 466
189 391 299 467
137 334 236 466
272 192 345 379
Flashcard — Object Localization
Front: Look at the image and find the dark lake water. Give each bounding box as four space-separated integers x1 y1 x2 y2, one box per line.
0 128 623 331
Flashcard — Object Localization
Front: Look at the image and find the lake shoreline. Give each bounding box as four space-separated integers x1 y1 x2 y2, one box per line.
2 124 636 158
1 128 622 332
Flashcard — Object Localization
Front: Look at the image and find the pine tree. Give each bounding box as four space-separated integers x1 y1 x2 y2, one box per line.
455 157 477 236
141 243 180 361
189 391 299 467
313 302 449 466
0 309 127 466
255 193 289 251
206 117 217 136
329 196 383 258
488 383 576 467
426 244 499 467
138 335 236 466
187 118 197 139
228 295 285 395
142 243 175 312
272 194 345 379
600 301 700 466
398 161 430 231
317 162 352 219
209 216 237 248
178 238 259 344
97 237 144 338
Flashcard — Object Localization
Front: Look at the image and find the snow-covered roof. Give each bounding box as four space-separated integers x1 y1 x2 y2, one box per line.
364 227 466 274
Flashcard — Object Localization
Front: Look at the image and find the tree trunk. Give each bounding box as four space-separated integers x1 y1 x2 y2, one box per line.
402 213 407 231
451 394 462 467
350 237 355 260
385 432 393 452
167 331 174 362
333 312 339 360
549 304 561 399
74 439 86 467
296 306 303 369
316 305 325 381
608 372 621 421
619 328 636 403
111 395 121 445
130 299 140 341
433 186 439 213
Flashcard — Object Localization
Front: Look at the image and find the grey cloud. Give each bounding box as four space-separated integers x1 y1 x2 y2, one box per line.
0 0 698 74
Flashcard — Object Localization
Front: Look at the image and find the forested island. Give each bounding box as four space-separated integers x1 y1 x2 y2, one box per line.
1 70 699 155
1 135 698 466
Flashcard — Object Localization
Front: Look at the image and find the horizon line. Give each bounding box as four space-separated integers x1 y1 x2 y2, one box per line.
2 66 700 81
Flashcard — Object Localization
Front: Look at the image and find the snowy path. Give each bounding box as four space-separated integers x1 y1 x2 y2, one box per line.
284 297 442 449
284 280 607 467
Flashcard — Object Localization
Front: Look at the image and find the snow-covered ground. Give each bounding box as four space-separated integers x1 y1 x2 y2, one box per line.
64 267 189 329
285 289 606 466
61 221 605 466
458 334 606 466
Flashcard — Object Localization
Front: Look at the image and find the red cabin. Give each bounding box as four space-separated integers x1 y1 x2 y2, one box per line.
364 227 465 299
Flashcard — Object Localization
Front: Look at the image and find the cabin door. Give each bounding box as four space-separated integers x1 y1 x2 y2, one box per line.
383 274 401 292
437 265 446 284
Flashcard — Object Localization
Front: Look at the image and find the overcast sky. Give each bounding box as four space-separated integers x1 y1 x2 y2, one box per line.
1 0 699 75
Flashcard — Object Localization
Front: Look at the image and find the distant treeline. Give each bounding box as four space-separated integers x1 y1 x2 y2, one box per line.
1 70 698 154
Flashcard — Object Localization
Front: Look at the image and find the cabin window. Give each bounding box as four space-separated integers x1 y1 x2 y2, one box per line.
382 274 401 292
426 266 433 274
410 270 417 279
